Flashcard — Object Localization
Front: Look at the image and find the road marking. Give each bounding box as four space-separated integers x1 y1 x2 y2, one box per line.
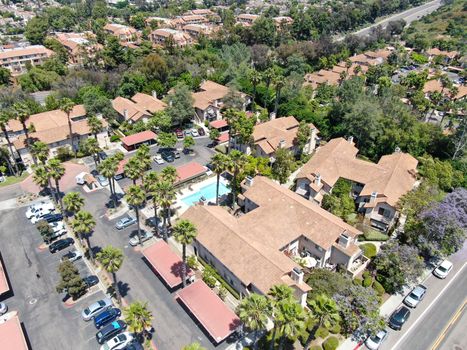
391 262 467 350
430 299 466 350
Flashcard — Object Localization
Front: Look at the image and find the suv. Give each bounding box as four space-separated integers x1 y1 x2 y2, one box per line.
403 285 427 308
49 238 75 253
129 231 154 246
160 150 175 162
94 308 121 329
389 306 411 330
116 216 137 230
96 320 127 344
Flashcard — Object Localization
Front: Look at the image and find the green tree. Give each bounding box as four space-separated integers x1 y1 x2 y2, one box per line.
33 164 53 197
157 179 176 241
273 75 286 116
25 16 49 44
209 128 220 143
13 102 35 164
272 148 294 184
182 343 206 350
56 260 87 300
123 301 153 341
144 171 161 236
98 156 119 208
63 192 84 218
237 294 271 350
226 150 248 209
48 158 65 210
86 115 103 140
0 67 11 86
0 110 19 175
125 157 143 185
183 136 195 152
96 245 124 303
124 185 146 245
36 220 54 243
321 179 356 221
211 153 228 205
59 98 76 155
304 295 340 349
71 210 96 260
166 83 194 125
268 285 294 350
30 141 49 165
276 299 306 350
173 219 197 288
81 137 101 168
157 132 177 149
296 121 311 155
148 111 171 132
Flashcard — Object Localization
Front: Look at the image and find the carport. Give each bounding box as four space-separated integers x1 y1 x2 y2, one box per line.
209 119 229 133
175 162 207 186
142 241 192 289
176 280 241 344
121 130 157 151
0 314 29 350
0 258 9 296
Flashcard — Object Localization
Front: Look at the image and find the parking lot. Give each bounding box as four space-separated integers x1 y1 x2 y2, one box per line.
0 206 109 350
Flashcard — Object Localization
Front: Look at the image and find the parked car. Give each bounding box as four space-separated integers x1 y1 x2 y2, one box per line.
175 129 184 139
82 298 113 321
100 332 133 350
184 130 191 137
403 285 427 308
26 201 54 219
160 150 175 162
129 231 154 246
433 260 453 279
61 249 82 262
49 238 75 253
0 302 7 315
94 308 121 329
47 229 67 243
83 275 99 289
389 306 411 330
98 152 108 160
174 149 181 159
97 175 109 187
191 128 199 137
50 221 66 233
33 212 63 224
122 341 144 350
30 207 57 223
96 320 127 344
153 154 164 165
116 216 137 230
197 127 205 136
365 329 388 350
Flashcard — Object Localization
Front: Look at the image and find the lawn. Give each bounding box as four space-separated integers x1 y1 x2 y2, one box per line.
0 173 29 187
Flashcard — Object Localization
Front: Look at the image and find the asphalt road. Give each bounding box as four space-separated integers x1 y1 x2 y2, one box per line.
78 187 234 350
436 304 467 350
340 0 443 39
0 207 108 350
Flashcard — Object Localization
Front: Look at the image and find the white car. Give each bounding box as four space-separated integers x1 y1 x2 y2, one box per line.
154 154 164 164
26 202 54 219
433 260 453 279
365 329 388 350
81 298 113 321
30 210 57 224
61 250 83 263
50 221 66 233
0 302 7 315
100 332 133 350
129 231 154 246
190 128 199 137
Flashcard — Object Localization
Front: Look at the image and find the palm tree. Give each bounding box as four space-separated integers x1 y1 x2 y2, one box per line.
123 301 153 341
144 171 161 236
161 165 177 184
276 300 306 350
86 115 103 140
59 98 76 155
273 75 285 116
32 164 52 196
63 192 85 218
237 294 271 350
268 284 294 350
135 144 151 173
124 185 146 245
227 150 247 209
156 180 175 240
98 157 118 207
48 158 65 210
30 141 49 164
125 157 142 185
263 67 275 91
82 137 101 167
304 294 340 350
71 210 96 260
173 219 197 288
96 245 124 303
0 109 19 175
13 102 35 164
182 343 206 350
224 108 240 154
211 153 228 205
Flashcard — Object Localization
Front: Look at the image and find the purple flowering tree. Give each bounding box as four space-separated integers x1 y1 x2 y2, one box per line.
418 188 467 257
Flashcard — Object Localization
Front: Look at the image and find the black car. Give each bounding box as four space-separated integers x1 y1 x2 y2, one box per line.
389 306 411 330
96 320 127 344
123 341 144 350
197 127 205 136
41 213 63 223
83 275 99 288
49 238 74 253
160 150 175 162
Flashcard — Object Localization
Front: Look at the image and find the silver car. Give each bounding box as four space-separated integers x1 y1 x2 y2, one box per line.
129 231 154 246
116 216 137 230
82 298 113 321
403 284 427 308
97 175 109 187
365 329 388 350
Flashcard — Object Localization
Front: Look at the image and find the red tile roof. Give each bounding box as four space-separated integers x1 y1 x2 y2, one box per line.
0 314 29 350
0 259 9 295
210 120 228 129
176 162 207 184
116 158 129 175
142 241 192 288
176 280 240 343
121 130 157 147
216 133 229 144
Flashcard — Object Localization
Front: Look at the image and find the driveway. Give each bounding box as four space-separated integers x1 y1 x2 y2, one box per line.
79 187 234 350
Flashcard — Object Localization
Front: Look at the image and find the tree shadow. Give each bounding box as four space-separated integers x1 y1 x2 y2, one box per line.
117 280 130 298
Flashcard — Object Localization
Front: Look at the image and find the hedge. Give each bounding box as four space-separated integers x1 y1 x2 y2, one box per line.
372 280 386 296
110 134 121 142
363 277 373 287
329 324 341 334
316 327 329 339
197 256 240 299
360 243 377 258
353 278 363 286
310 346 321 350
323 336 339 350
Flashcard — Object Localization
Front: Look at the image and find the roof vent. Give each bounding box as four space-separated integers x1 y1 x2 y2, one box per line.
315 173 321 185
394 146 401 153
245 176 254 187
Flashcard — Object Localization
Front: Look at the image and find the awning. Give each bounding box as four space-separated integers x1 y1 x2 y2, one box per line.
175 162 207 184
209 120 228 129
142 241 192 289
176 281 241 343
0 259 9 295
121 130 157 147
0 314 29 350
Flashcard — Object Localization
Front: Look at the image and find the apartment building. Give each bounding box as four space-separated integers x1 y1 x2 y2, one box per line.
112 92 167 123
150 28 192 47
0 45 54 75
54 32 101 65
236 14 259 26
104 23 138 43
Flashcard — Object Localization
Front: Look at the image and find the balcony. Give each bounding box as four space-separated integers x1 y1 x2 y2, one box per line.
347 255 370 277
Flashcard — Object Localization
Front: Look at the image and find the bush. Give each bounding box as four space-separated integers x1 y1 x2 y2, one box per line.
363 277 373 287
372 280 386 296
202 265 217 288
56 146 73 162
323 336 339 350
360 243 377 258
110 134 121 142
362 271 370 279
215 144 227 154
310 346 322 350
186 255 198 270
329 324 341 334
353 278 363 286
315 327 329 339
218 286 227 301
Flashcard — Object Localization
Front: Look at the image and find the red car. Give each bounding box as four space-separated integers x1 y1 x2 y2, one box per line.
175 129 184 139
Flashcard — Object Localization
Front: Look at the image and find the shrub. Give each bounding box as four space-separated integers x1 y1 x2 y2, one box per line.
329 324 341 334
315 327 329 339
110 134 121 142
323 336 339 350
362 271 370 279
186 255 198 270
353 278 363 286
215 144 227 154
372 280 386 296
361 243 377 258
363 277 373 287
56 146 73 162
310 346 322 350
218 286 227 301
202 265 217 288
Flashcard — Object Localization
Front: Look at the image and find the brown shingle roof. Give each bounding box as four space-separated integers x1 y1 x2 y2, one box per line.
112 96 151 122
192 80 229 110
131 93 167 113
252 116 300 155
0 45 54 60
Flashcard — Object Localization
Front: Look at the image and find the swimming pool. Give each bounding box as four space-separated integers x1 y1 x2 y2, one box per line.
181 182 230 206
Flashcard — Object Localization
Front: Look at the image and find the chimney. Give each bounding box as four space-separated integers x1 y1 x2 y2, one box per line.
245 176 254 187
152 90 157 99
338 232 350 248
269 112 276 120
291 267 304 285
394 146 401 153
123 109 128 119
214 99 218 107
315 173 321 185
370 191 378 202
348 136 354 144
278 139 286 148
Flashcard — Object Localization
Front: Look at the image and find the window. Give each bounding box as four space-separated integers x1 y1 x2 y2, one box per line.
378 207 385 216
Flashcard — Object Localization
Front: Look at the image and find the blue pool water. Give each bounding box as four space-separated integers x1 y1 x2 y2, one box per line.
181 182 230 206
